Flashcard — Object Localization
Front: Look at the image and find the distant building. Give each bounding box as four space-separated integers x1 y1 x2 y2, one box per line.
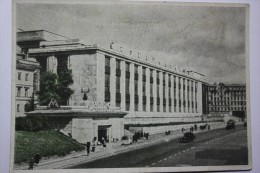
208 83 246 119
15 52 40 117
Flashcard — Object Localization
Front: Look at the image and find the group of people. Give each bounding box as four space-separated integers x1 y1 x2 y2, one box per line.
181 123 211 133
132 131 149 142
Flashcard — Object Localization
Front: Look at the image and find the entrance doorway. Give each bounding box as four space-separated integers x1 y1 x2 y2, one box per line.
98 125 111 142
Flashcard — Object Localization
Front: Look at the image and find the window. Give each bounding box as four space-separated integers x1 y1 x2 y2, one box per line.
134 80 138 95
105 56 110 67
116 60 120 69
125 78 130 94
17 87 21 97
18 72 21 80
25 73 29 81
134 65 138 74
25 88 29 97
125 62 130 72
105 74 110 92
116 76 120 93
17 104 20 112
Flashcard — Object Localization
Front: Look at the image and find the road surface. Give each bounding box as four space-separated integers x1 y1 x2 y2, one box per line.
70 126 248 168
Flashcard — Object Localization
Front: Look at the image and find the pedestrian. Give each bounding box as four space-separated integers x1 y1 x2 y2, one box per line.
194 124 197 131
92 137 97 152
146 133 149 140
86 142 91 156
102 137 106 148
28 157 34 170
34 153 40 165
208 124 211 130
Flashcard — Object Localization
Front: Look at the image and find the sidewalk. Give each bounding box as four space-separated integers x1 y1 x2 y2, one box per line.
14 123 226 170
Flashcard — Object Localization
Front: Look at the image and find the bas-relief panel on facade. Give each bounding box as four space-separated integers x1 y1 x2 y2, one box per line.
69 54 97 106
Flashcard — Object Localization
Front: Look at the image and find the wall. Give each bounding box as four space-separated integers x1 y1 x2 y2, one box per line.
69 53 97 106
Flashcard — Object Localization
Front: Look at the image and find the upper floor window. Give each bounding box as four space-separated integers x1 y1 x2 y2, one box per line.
125 62 130 72
25 88 29 97
25 73 29 81
17 104 20 112
17 87 21 97
134 65 138 74
116 60 120 69
18 72 21 80
105 56 110 67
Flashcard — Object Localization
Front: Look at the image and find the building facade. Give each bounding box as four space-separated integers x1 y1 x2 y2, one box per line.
18 30 209 123
16 52 40 117
17 30 211 143
208 83 246 119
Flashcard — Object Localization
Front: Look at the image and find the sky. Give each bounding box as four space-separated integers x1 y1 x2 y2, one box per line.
16 2 247 84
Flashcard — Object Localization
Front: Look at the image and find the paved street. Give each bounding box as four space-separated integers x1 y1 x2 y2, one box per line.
70 126 248 168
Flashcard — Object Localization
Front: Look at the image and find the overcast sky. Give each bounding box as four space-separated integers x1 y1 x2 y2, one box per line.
17 2 247 84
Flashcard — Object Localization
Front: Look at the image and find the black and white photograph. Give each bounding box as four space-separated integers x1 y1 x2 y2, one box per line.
11 0 251 172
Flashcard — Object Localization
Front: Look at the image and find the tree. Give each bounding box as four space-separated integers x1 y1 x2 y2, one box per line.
37 69 74 106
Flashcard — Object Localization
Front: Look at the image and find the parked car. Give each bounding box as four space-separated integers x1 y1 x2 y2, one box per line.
179 132 195 143
226 119 236 130
121 136 132 145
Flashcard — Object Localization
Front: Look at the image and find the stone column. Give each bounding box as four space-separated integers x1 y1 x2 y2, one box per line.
188 80 191 113
180 77 184 113
96 54 105 103
185 78 188 113
110 57 116 107
197 82 203 113
159 71 163 112
129 63 135 111
153 69 157 112
171 75 174 113
192 81 195 113
46 56 57 73
120 61 126 111
165 73 169 112
176 76 180 113
146 68 150 112
138 65 143 111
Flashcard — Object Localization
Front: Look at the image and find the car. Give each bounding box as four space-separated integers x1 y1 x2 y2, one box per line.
179 132 195 143
121 136 132 145
226 119 236 130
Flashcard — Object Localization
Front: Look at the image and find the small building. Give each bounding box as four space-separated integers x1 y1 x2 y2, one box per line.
15 51 40 117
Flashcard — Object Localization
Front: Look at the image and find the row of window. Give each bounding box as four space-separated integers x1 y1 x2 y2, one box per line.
16 87 29 97
17 72 30 81
210 106 246 111
104 56 198 113
210 101 246 106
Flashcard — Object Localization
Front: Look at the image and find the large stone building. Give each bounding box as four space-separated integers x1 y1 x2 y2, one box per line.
208 83 246 120
17 30 211 143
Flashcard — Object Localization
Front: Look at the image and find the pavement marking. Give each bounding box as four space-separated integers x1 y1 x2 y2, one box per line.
163 158 168 161
182 150 186 153
191 147 195 150
158 160 162 163
152 163 156 165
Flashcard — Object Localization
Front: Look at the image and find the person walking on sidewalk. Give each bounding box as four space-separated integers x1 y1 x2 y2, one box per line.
86 142 91 156
28 157 34 170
